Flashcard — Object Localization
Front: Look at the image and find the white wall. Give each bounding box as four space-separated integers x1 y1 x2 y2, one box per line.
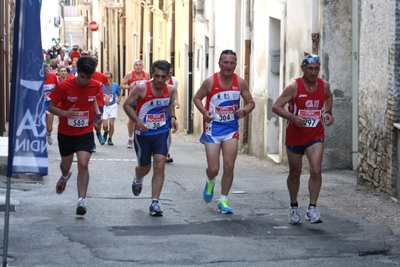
40 0 60 50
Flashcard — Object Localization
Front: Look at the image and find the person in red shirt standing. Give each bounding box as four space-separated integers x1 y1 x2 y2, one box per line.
69 46 81 62
120 59 150 148
272 54 334 225
90 58 110 152
48 56 102 216
43 64 59 145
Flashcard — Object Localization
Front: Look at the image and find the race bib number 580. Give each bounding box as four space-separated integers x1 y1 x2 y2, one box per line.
68 111 89 127
298 109 321 128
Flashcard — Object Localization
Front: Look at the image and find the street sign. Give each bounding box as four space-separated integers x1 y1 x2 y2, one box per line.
88 21 98 32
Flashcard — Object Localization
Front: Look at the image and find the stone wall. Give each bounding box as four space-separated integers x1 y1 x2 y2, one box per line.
357 0 400 196
321 0 353 170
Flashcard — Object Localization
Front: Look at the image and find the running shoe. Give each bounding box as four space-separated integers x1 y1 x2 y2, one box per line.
132 179 142 196
97 133 105 145
46 133 53 145
103 131 108 142
288 207 302 225
107 138 114 145
166 154 173 163
217 198 233 214
76 199 87 215
56 171 72 194
203 180 215 203
127 140 133 148
149 201 163 216
91 144 96 153
305 207 323 223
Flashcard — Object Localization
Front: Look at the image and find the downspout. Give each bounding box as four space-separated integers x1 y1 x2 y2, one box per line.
0 0 5 135
352 0 359 170
139 4 144 60
170 0 175 71
149 1 153 66
187 0 193 133
120 0 127 85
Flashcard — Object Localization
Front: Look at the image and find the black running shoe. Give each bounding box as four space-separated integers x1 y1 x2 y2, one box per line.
132 180 142 196
149 201 163 216
166 154 173 163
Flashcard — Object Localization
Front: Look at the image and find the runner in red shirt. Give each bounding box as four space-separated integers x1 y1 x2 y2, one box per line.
272 54 334 225
48 56 102 216
91 61 110 152
43 64 59 146
120 59 150 148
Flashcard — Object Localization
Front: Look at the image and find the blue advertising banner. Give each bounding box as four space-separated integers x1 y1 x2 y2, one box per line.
7 0 47 176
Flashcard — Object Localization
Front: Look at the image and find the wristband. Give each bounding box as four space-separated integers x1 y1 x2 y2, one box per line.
169 116 177 121
325 110 332 116
243 110 247 117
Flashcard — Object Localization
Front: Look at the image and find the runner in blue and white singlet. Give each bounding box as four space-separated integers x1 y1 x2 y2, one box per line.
135 80 171 136
200 72 241 143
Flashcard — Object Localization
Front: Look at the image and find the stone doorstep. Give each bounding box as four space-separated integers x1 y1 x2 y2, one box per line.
0 137 43 180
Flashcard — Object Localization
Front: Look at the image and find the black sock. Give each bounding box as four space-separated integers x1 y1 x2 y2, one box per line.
290 202 298 208
309 204 316 209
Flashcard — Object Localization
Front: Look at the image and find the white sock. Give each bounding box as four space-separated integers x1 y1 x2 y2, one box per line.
134 175 143 184
207 177 216 183
220 195 227 200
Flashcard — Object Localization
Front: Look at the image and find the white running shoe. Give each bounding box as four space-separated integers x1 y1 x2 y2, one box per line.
305 207 323 223
127 140 133 148
46 133 53 145
288 207 302 225
76 199 87 215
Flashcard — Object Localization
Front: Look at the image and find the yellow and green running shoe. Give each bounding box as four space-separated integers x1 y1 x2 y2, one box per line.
203 180 215 203
218 198 233 214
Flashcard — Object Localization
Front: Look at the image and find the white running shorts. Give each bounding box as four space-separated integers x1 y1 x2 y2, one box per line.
103 103 118 120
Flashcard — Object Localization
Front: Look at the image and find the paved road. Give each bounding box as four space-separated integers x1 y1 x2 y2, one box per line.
1 102 400 266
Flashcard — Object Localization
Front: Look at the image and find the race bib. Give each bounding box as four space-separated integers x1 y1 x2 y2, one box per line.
298 109 321 128
44 92 51 101
214 106 235 122
104 94 113 101
145 113 166 129
68 111 89 127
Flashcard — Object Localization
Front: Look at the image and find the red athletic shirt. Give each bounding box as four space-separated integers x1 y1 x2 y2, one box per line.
285 77 326 146
49 78 101 136
129 71 148 85
69 51 81 62
91 71 108 107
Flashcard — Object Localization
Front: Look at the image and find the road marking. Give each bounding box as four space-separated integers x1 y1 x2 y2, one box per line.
57 158 137 162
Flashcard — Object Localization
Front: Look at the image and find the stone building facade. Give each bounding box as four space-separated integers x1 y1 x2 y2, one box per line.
357 0 400 198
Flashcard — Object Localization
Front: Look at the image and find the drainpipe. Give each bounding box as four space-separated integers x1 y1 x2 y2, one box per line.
351 0 359 170
187 0 193 133
149 1 153 66
139 4 144 60
170 0 175 71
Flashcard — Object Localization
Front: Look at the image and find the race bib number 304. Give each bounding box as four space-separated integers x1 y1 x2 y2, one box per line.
298 109 321 128
68 111 89 127
145 113 166 129
214 106 235 122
